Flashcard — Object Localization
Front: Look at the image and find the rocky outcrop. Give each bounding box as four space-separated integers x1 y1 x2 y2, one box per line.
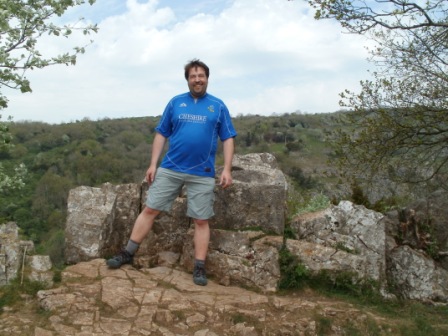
0 222 23 285
290 201 387 286
62 153 448 302
0 222 53 286
27 255 54 286
0 259 391 336
65 183 141 264
291 200 448 302
182 231 281 292
384 189 448 269
64 153 287 292
212 153 287 234
388 245 448 301
382 189 448 302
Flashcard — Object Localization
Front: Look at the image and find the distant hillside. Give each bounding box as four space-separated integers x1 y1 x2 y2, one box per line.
0 112 357 265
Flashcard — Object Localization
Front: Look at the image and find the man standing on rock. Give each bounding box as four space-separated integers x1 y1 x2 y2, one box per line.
106 59 237 286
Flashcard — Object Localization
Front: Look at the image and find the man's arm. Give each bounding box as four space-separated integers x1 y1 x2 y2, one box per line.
220 137 234 188
146 132 167 183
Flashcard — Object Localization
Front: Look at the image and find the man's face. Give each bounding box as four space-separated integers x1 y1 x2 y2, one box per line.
187 66 208 98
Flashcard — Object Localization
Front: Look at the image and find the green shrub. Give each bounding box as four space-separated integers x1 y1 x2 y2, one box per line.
288 166 319 190
316 314 333 335
277 245 310 290
283 223 295 240
350 180 370 208
277 245 383 304
294 193 331 216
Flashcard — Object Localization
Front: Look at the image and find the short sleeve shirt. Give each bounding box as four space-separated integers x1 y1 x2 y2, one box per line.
155 92 237 177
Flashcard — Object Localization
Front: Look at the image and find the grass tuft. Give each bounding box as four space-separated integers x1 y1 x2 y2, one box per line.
0 277 46 311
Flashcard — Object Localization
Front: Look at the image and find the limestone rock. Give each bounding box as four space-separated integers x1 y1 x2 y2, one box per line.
213 152 287 234
0 222 20 285
65 183 140 264
388 245 448 302
0 222 33 285
27 255 53 287
27 259 385 336
291 201 387 284
181 230 281 292
385 190 448 271
59 154 448 303
64 153 288 286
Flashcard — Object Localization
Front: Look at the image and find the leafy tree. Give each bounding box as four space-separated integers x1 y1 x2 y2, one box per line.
309 0 448 187
288 166 319 190
310 0 448 32
0 115 25 192
32 170 73 219
0 0 98 192
0 0 98 106
0 161 26 192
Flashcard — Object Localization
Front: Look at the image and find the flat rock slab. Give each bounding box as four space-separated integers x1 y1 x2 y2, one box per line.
1 259 402 335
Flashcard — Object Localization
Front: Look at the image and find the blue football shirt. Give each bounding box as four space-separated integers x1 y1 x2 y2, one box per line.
155 92 237 177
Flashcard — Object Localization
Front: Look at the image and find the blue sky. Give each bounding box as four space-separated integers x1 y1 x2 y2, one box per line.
5 0 373 124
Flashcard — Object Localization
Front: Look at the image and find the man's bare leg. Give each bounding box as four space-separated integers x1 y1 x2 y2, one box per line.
193 218 210 260
130 206 160 243
192 218 210 286
106 206 160 268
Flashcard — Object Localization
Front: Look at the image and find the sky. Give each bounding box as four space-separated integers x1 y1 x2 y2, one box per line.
4 0 374 124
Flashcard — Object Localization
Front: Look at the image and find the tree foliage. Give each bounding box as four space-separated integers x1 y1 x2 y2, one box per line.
0 0 97 192
310 0 448 32
1 113 411 264
0 0 98 107
0 161 26 192
0 114 27 192
309 0 448 187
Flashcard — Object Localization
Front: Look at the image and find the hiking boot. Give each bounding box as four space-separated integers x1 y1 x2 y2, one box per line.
106 250 133 269
193 265 208 286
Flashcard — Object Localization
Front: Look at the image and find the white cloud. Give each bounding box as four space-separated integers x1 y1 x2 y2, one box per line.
4 0 373 124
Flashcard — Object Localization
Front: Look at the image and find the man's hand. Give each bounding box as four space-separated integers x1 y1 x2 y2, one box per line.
146 166 157 184
219 170 233 189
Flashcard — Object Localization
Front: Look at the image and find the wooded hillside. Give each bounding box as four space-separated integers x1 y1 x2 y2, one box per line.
0 112 373 266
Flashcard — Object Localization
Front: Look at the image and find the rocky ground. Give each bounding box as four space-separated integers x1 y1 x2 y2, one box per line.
0 259 436 335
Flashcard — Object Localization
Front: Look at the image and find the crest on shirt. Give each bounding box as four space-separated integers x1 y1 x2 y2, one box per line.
208 105 215 113
179 103 187 107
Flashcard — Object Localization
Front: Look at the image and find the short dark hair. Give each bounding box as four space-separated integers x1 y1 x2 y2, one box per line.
184 59 210 80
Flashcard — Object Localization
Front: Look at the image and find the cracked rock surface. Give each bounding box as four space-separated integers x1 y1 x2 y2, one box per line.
2 259 394 335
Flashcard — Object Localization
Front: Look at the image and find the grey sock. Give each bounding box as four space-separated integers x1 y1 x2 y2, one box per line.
194 259 205 268
125 240 140 255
